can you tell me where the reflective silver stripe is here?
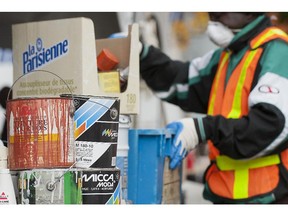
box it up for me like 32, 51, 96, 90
155, 84, 189, 99
155, 50, 215, 100
197, 117, 206, 142
188, 49, 215, 80
155, 85, 176, 99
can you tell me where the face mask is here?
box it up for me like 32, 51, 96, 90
206, 21, 235, 48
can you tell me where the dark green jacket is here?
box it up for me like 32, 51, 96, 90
140, 15, 288, 203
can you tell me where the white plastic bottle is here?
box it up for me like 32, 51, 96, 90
0, 139, 17, 204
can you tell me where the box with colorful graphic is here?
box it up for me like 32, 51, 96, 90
12, 17, 139, 114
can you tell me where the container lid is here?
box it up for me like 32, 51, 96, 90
119, 114, 131, 125
97, 48, 119, 71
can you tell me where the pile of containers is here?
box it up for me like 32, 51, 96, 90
70, 95, 121, 204
5, 95, 121, 204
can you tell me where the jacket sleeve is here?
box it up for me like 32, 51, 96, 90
140, 45, 219, 113
201, 102, 285, 159
198, 40, 288, 159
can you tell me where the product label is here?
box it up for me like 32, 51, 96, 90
82, 170, 120, 193
18, 170, 81, 204
7, 99, 74, 169
22, 38, 69, 74
72, 96, 120, 141
0, 192, 10, 204
75, 141, 117, 168
81, 169, 120, 204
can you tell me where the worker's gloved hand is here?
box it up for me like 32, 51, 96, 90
166, 118, 199, 169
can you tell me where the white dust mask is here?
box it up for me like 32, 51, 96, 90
207, 21, 235, 48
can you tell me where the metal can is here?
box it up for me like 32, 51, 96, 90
7, 97, 75, 170
18, 169, 81, 204
62, 94, 120, 169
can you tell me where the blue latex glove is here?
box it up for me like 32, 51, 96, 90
166, 118, 199, 169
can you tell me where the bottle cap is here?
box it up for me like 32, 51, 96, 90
97, 49, 119, 71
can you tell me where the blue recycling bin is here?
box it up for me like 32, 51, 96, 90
127, 128, 182, 204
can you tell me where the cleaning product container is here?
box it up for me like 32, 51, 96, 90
0, 140, 17, 204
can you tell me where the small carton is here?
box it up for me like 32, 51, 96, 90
98, 71, 121, 93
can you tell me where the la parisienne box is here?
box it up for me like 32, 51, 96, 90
12, 17, 140, 114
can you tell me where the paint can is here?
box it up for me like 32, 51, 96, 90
18, 169, 82, 204
7, 97, 75, 170
80, 168, 120, 204
116, 114, 131, 203
61, 94, 120, 168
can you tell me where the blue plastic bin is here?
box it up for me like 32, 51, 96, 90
127, 128, 182, 204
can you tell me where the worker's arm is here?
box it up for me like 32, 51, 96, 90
202, 40, 288, 159
140, 45, 221, 113
203, 103, 285, 159
168, 81, 287, 164
167, 40, 288, 163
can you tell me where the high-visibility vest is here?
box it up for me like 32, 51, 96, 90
206, 27, 288, 200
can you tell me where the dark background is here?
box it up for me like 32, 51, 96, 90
0, 12, 121, 49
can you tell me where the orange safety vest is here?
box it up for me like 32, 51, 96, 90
206, 27, 288, 200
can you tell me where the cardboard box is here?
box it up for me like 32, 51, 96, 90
161, 158, 181, 204
98, 71, 121, 93
12, 17, 139, 114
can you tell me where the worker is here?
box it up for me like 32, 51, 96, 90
139, 12, 288, 204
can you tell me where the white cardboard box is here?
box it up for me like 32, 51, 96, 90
12, 17, 140, 114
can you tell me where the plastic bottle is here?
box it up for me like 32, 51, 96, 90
0, 139, 17, 204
